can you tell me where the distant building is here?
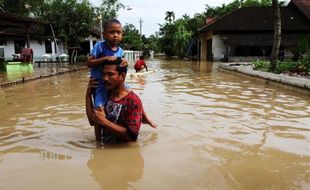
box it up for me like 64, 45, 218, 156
0, 10, 101, 61
198, 0, 310, 62
0, 10, 67, 61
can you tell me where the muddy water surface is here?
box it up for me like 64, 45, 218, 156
0, 59, 310, 190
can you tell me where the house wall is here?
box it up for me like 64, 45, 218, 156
3, 40, 66, 61
4, 41, 15, 60
199, 34, 207, 61
212, 35, 226, 61
199, 32, 212, 61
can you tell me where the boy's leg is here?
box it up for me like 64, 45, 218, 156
94, 124, 102, 141
93, 83, 108, 141
94, 106, 104, 141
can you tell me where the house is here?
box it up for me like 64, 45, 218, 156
0, 10, 101, 62
0, 10, 68, 61
198, 0, 310, 62
79, 27, 101, 56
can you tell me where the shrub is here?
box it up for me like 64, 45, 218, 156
252, 60, 269, 72
252, 59, 310, 74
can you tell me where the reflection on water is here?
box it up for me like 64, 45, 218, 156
0, 59, 310, 189
87, 144, 144, 190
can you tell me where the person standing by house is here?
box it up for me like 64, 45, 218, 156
134, 55, 148, 72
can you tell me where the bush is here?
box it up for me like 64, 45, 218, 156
252, 60, 269, 72
275, 61, 300, 74
252, 59, 310, 74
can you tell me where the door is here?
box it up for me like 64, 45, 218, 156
207, 39, 212, 61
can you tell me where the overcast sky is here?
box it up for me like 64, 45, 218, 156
89, 0, 236, 36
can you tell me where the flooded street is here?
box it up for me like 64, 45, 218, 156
0, 59, 310, 190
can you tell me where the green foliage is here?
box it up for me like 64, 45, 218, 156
252, 60, 270, 72
297, 35, 310, 58
275, 61, 300, 73
253, 59, 310, 74
203, 0, 273, 18
1, 0, 27, 15
146, 34, 161, 53
158, 23, 177, 56
121, 24, 141, 50
174, 19, 193, 57
204, 1, 240, 18
40, 0, 95, 47
96, 0, 124, 21
0, 0, 45, 16
165, 11, 175, 23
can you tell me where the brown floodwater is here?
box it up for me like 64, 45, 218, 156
0, 59, 310, 190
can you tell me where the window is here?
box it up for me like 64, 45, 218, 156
45, 40, 52, 53
54, 42, 57, 53
14, 40, 25, 54
0, 40, 7, 46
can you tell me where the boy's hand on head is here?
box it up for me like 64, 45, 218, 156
105, 56, 117, 62
121, 58, 128, 67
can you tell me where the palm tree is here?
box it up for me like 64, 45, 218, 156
165, 11, 175, 23
270, 0, 281, 71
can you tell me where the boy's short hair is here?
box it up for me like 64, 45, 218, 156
103, 19, 122, 31
103, 57, 127, 74
139, 55, 144, 60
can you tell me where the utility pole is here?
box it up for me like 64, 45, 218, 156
99, 14, 103, 41
139, 18, 143, 51
139, 18, 143, 36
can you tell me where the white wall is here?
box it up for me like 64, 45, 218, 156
212, 35, 226, 61
4, 41, 15, 60
3, 40, 66, 61
30, 40, 46, 60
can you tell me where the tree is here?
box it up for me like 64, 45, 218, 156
121, 24, 141, 50
96, 0, 124, 21
269, 0, 281, 71
39, 0, 95, 62
174, 19, 193, 57
165, 11, 175, 23
0, 0, 45, 16
147, 34, 161, 53
158, 23, 177, 56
